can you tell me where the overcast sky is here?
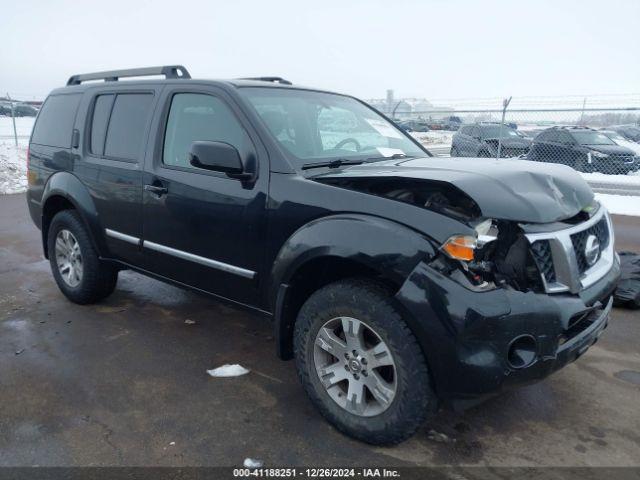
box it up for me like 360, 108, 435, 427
2, 0, 639, 101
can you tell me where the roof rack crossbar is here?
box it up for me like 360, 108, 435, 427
240, 76, 292, 85
66, 65, 191, 86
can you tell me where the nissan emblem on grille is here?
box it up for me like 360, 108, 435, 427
584, 234, 601, 267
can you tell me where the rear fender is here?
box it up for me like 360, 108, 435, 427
41, 172, 107, 258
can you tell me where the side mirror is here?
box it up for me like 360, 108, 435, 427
189, 141, 253, 181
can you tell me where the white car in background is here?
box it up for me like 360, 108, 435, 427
600, 129, 640, 156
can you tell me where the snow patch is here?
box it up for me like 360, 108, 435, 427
206, 364, 250, 377
0, 141, 28, 194
595, 194, 640, 217
243, 458, 264, 468
581, 171, 640, 186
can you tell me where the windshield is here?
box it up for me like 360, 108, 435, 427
239, 88, 426, 165
601, 131, 624, 142
480, 126, 521, 138
619, 126, 640, 140
572, 131, 616, 145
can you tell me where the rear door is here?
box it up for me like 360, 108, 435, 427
76, 88, 160, 265
140, 86, 269, 306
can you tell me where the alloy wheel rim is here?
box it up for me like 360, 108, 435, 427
55, 229, 83, 287
313, 316, 397, 417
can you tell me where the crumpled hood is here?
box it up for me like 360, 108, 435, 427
312, 156, 594, 223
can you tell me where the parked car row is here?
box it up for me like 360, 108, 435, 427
449, 122, 640, 175
396, 116, 462, 132
527, 126, 637, 174
0, 104, 39, 117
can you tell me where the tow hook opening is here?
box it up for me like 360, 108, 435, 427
507, 335, 538, 369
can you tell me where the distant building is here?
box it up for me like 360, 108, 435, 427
365, 91, 456, 120
366, 90, 413, 118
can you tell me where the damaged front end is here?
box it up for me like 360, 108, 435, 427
433, 218, 546, 293
313, 172, 590, 294
432, 201, 617, 298
397, 203, 619, 409
312, 164, 620, 409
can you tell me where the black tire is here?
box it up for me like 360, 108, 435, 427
450, 146, 460, 157
293, 278, 436, 445
47, 210, 118, 304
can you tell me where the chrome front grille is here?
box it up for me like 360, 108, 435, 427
571, 217, 610, 274
530, 240, 556, 284
525, 206, 615, 294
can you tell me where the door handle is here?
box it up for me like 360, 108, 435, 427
144, 184, 168, 196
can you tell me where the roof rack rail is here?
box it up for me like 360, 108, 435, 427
66, 65, 191, 86
240, 76, 292, 85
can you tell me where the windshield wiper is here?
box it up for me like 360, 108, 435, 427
366, 153, 414, 161
301, 159, 364, 170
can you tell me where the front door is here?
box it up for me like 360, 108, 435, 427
141, 87, 268, 307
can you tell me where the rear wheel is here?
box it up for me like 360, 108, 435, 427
294, 278, 435, 445
48, 210, 118, 304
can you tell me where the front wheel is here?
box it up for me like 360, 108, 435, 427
293, 279, 435, 445
48, 210, 118, 304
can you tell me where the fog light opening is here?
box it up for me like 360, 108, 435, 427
507, 335, 538, 369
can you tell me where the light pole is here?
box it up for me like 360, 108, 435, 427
7, 93, 19, 147
497, 96, 512, 159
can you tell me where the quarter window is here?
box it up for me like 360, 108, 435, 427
31, 94, 82, 148
163, 93, 248, 168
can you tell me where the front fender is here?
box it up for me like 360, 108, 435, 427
41, 172, 107, 258
269, 214, 438, 359
270, 213, 437, 309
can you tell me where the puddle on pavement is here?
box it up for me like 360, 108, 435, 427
614, 370, 640, 386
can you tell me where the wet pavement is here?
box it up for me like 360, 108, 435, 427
1, 193, 639, 467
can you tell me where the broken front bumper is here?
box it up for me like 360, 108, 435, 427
395, 255, 620, 410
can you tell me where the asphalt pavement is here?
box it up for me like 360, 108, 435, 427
0, 193, 639, 467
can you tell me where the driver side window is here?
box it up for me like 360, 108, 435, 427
163, 93, 249, 169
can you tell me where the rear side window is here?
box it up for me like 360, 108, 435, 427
90, 94, 115, 156
103, 93, 154, 161
31, 94, 81, 147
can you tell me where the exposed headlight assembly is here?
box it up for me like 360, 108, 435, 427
441, 220, 498, 262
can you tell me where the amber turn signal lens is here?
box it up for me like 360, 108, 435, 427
442, 235, 476, 261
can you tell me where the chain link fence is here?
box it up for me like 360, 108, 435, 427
394, 106, 640, 195
0, 95, 37, 194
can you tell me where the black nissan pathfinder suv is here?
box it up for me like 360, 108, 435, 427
27, 66, 620, 445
